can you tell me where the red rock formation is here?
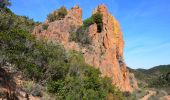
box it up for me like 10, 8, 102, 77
33, 4, 138, 92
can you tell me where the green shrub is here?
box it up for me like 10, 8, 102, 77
0, 25, 123, 100
21, 81, 42, 97
31, 85, 42, 97
76, 27, 91, 44
92, 13, 103, 32
0, 29, 43, 80
149, 72, 170, 88
42, 24, 49, 30
0, 0, 11, 9
83, 17, 94, 28
57, 6, 67, 19
0, 11, 37, 32
46, 50, 124, 100
47, 11, 56, 22
47, 6, 67, 22
83, 12, 103, 32
69, 26, 92, 45
0, 4, 124, 99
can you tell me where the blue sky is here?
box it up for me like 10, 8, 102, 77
9, 0, 170, 69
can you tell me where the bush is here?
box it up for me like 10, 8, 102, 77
0, 29, 43, 80
0, 11, 37, 32
76, 26, 91, 44
149, 72, 170, 88
31, 85, 42, 97
57, 6, 67, 19
83, 17, 94, 28
0, 0, 11, 9
69, 26, 92, 45
0, 26, 123, 100
69, 13, 103, 45
46, 50, 124, 100
47, 6, 67, 22
42, 24, 49, 30
21, 81, 42, 97
0, 5, 124, 99
92, 13, 103, 32
83, 12, 103, 32
47, 11, 56, 22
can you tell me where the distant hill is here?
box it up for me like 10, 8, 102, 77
128, 65, 170, 94
138, 65, 170, 76
129, 65, 170, 80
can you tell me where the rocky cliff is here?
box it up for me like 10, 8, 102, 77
33, 4, 138, 92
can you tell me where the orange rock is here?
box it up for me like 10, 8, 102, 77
33, 4, 138, 92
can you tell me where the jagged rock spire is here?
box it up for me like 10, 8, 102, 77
33, 4, 138, 92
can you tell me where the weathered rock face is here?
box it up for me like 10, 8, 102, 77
33, 5, 138, 92
33, 5, 82, 45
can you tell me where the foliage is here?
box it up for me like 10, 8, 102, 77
42, 23, 49, 30
31, 84, 42, 97
128, 65, 170, 94
69, 13, 103, 45
0, 11, 37, 32
0, 1, 37, 32
0, 0, 11, 9
47, 6, 67, 22
92, 13, 103, 32
0, 29, 44, 80
149, 72, 170, 88
47, 51, 124, 100
0, 28, 123, 99
0, 3, 124, 99
69, 26, 92, 45
21, 81, 42, 97
83, 17, 94, 28
129, 65, 170, 84
57, 6, 67, 19
83, 12, 103, 32
146, 65, 170, 76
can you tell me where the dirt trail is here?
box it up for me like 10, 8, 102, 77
140, 90, 156, 100
160, 96, 170, 100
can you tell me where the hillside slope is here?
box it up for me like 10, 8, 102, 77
128, 65, 170, 94
33, 4, 138, 92
0, 2, 124, 100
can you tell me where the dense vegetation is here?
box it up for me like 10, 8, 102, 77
83, 12, 103, 32
0, 0, 11, 9
0, 29, 123, 99
149, 72, 170, 88
69, 26, 92, 45
47, 6, 67, 22
128, 65, 170, 94
0, 9, 37, 33
0, 3, 124, 99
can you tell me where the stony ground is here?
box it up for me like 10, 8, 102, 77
0, 65, 41, 100
139, 90, 156, 100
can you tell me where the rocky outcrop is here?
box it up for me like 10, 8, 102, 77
33, 5, 138, 92
129, 73, 138, 89
33, 5, 82, 45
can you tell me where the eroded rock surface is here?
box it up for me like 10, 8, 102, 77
33, 4, 138, 92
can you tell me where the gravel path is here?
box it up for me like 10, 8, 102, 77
140, 90, 156, 100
